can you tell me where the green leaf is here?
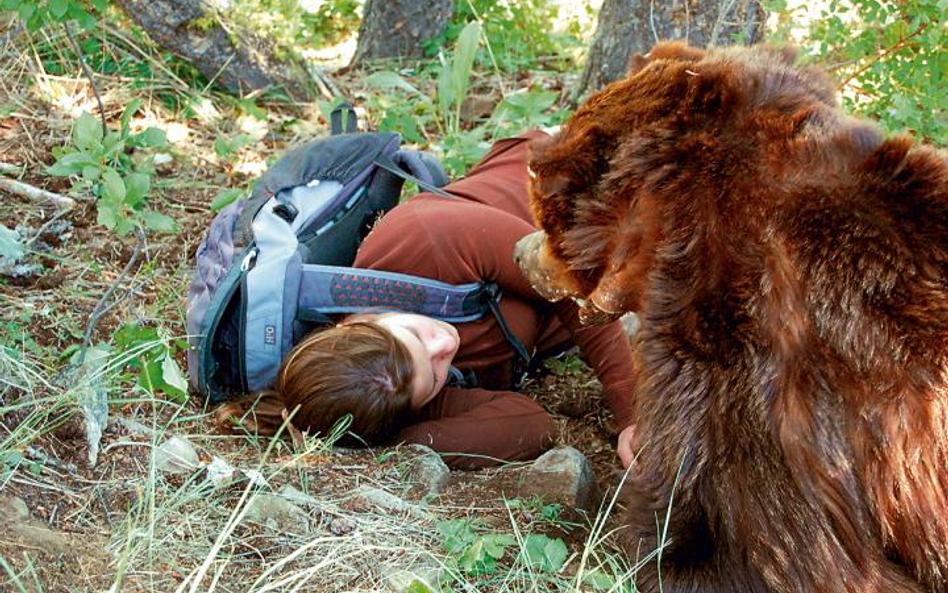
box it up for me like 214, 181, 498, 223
583, 570, 616, 590
114, 322, 160, 352
124, 172, 150, 205
120, 98, 143, 134
437, 519, 477, 554
46, 152, 97, 176
161, 353, 188, 401
73, 112, 103, 152
437, 54, 455, 125
48, 0, 68, 18
481, 533, 514, 559
96, 200, 120, 230
0, 224, 24, 261
210, 188, 244, 212
213, 133, 252, 158
450, 21, 481, 115
365, 71, 424, 97
82, 165, 101, 182
458, 538, 496, 574
522, 534, 568, 572
17, 1, 36, 21
101, 132, 126, 159
140, 210, 177, 233
114, 215, 136, 237
101, 168, 126, 202
138, 359, 161, 394
138, 127, 168, 148
403, 579, 433, 593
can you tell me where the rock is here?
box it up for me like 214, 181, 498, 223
154, 435, 200, 474
276, 484, 341, 514
0, 495, 77, 551
241, 468, 269, 488
205, 457, 236, 486
329, 516, 357, 535
518, 446, 601, 514
352, 485, 429, 519
243, 494, 309, 533
115, 417, 155, 437
0, 495, 29, 521
383, 561, 440, 592
353, 485, 410, 512
403, 444, 450, 495
276, 484, 321, 506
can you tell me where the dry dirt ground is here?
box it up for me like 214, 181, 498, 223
0, 39, 632, 591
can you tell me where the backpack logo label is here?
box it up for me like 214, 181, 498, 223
264, 325, 276, 345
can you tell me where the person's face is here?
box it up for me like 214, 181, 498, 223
373, 313, 460, 410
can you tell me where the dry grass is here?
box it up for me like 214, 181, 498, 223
0, 16, 645, 593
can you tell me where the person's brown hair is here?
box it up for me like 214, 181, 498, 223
215, 318, 416, 445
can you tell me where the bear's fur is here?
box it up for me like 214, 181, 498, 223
521, 42, 948, 593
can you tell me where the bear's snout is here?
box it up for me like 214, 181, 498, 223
514, 231, 573, 302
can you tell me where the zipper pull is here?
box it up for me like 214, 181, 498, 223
240, 248, 258, 272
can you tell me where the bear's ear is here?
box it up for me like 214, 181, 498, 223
627, 53, 651, 76
627, 41, 705, 77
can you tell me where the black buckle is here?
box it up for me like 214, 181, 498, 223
273, 202, 299, 223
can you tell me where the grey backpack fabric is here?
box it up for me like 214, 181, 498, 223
186, 108, 488, 404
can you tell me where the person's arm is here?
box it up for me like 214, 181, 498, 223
395, 387, 556, 470
391, 202, 639, 431
551, 301, 637, 430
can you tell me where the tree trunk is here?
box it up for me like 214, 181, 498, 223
113, 0, 312, 100
574, 0, 766, 101
350, 0, 454, 67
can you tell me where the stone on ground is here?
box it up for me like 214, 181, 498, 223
518, 446, 601, 513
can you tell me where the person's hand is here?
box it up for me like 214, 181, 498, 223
617, 423, 637, 468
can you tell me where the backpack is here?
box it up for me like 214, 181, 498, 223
186, 105, 530, 404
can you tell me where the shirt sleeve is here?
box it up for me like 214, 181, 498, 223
400, 203, 637, 429
360, 200, 638, 430
395, 387, 556, 470
550, 301, 637, 430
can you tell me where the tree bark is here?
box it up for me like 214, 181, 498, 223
574, 0, 766, 101
350, 0, 454, 67
112, 0, 312, 100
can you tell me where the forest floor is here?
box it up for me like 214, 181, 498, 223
0, 25, 638, 593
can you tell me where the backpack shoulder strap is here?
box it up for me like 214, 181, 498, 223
296, 264, 491, 322
374, 152, 454, 198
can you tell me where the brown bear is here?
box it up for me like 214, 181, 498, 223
515, 42, 948, 593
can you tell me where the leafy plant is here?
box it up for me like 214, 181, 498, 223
800, 0, 947, 144
365, 21, 490, 175
437, 518, 515, 576
47, 101, 176, 236
506, 496, 569, 527
213, 133, 254, 160
435, 0, 582, 72
112, 322, 188, 402
520, 533, 569, 573
489, 86, 568, 137
543, 353, 587, 378
1, 0, 105, 30
226, 0, 360, 64
210, 187, 246, 212
437, 20, 481, 136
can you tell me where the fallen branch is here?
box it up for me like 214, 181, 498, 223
0, 176, 76, 210
0, 162, 23, 175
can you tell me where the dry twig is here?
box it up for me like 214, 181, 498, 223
0, 175, 76, 210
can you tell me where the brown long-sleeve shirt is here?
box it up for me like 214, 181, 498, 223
353, 131, 636, 469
